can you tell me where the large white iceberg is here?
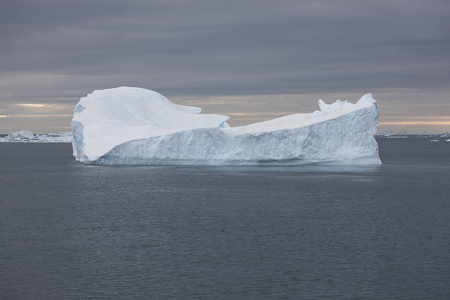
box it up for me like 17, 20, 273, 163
72, 87, 381, 165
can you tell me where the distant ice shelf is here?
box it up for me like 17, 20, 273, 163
0, 131, 72, 143
72, 87, 381, 165
376, 129, 450, 141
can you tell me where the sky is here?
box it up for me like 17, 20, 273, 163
1, 0, 449, 133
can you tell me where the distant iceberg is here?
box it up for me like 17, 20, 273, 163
72, 87, 381, 165
0, 130, 72, 143
8, 130, 34, 140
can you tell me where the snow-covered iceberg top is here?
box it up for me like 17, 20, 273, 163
72, 87, 381, 165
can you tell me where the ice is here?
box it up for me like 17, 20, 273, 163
0, 131, 72, 143
8, 130, 34, 140
35, 132, 73, 143
72, 87, 381, 165
376, 130, 450, 140
378, 129, 394, 136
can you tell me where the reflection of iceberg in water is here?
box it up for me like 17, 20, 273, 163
71, 87, 381, 165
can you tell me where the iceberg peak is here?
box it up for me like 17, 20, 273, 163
356, 93, 376, 106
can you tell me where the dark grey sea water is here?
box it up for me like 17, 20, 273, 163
1, 138, 450, 299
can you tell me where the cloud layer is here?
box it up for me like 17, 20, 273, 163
1, 0, 449, 132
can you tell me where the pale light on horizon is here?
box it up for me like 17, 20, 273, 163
15, 104, 48, 108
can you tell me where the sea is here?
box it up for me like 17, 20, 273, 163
1, 137, 449, 299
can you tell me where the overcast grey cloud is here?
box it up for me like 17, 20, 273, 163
1, 0, 449, 132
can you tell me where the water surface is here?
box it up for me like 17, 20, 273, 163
1, 138, 449, 299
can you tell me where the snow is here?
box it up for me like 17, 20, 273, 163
72, 87, 381, 165
0, 131, 72, 143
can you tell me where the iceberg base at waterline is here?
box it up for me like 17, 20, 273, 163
71, 87, 381, 165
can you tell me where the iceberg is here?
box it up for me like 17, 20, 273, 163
0, 131, 72, 143
8, 130, 34, 140
72, 87, 381, 165
33, 132, 73, 143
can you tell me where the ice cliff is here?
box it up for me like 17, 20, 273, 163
72, 87, 381, 165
